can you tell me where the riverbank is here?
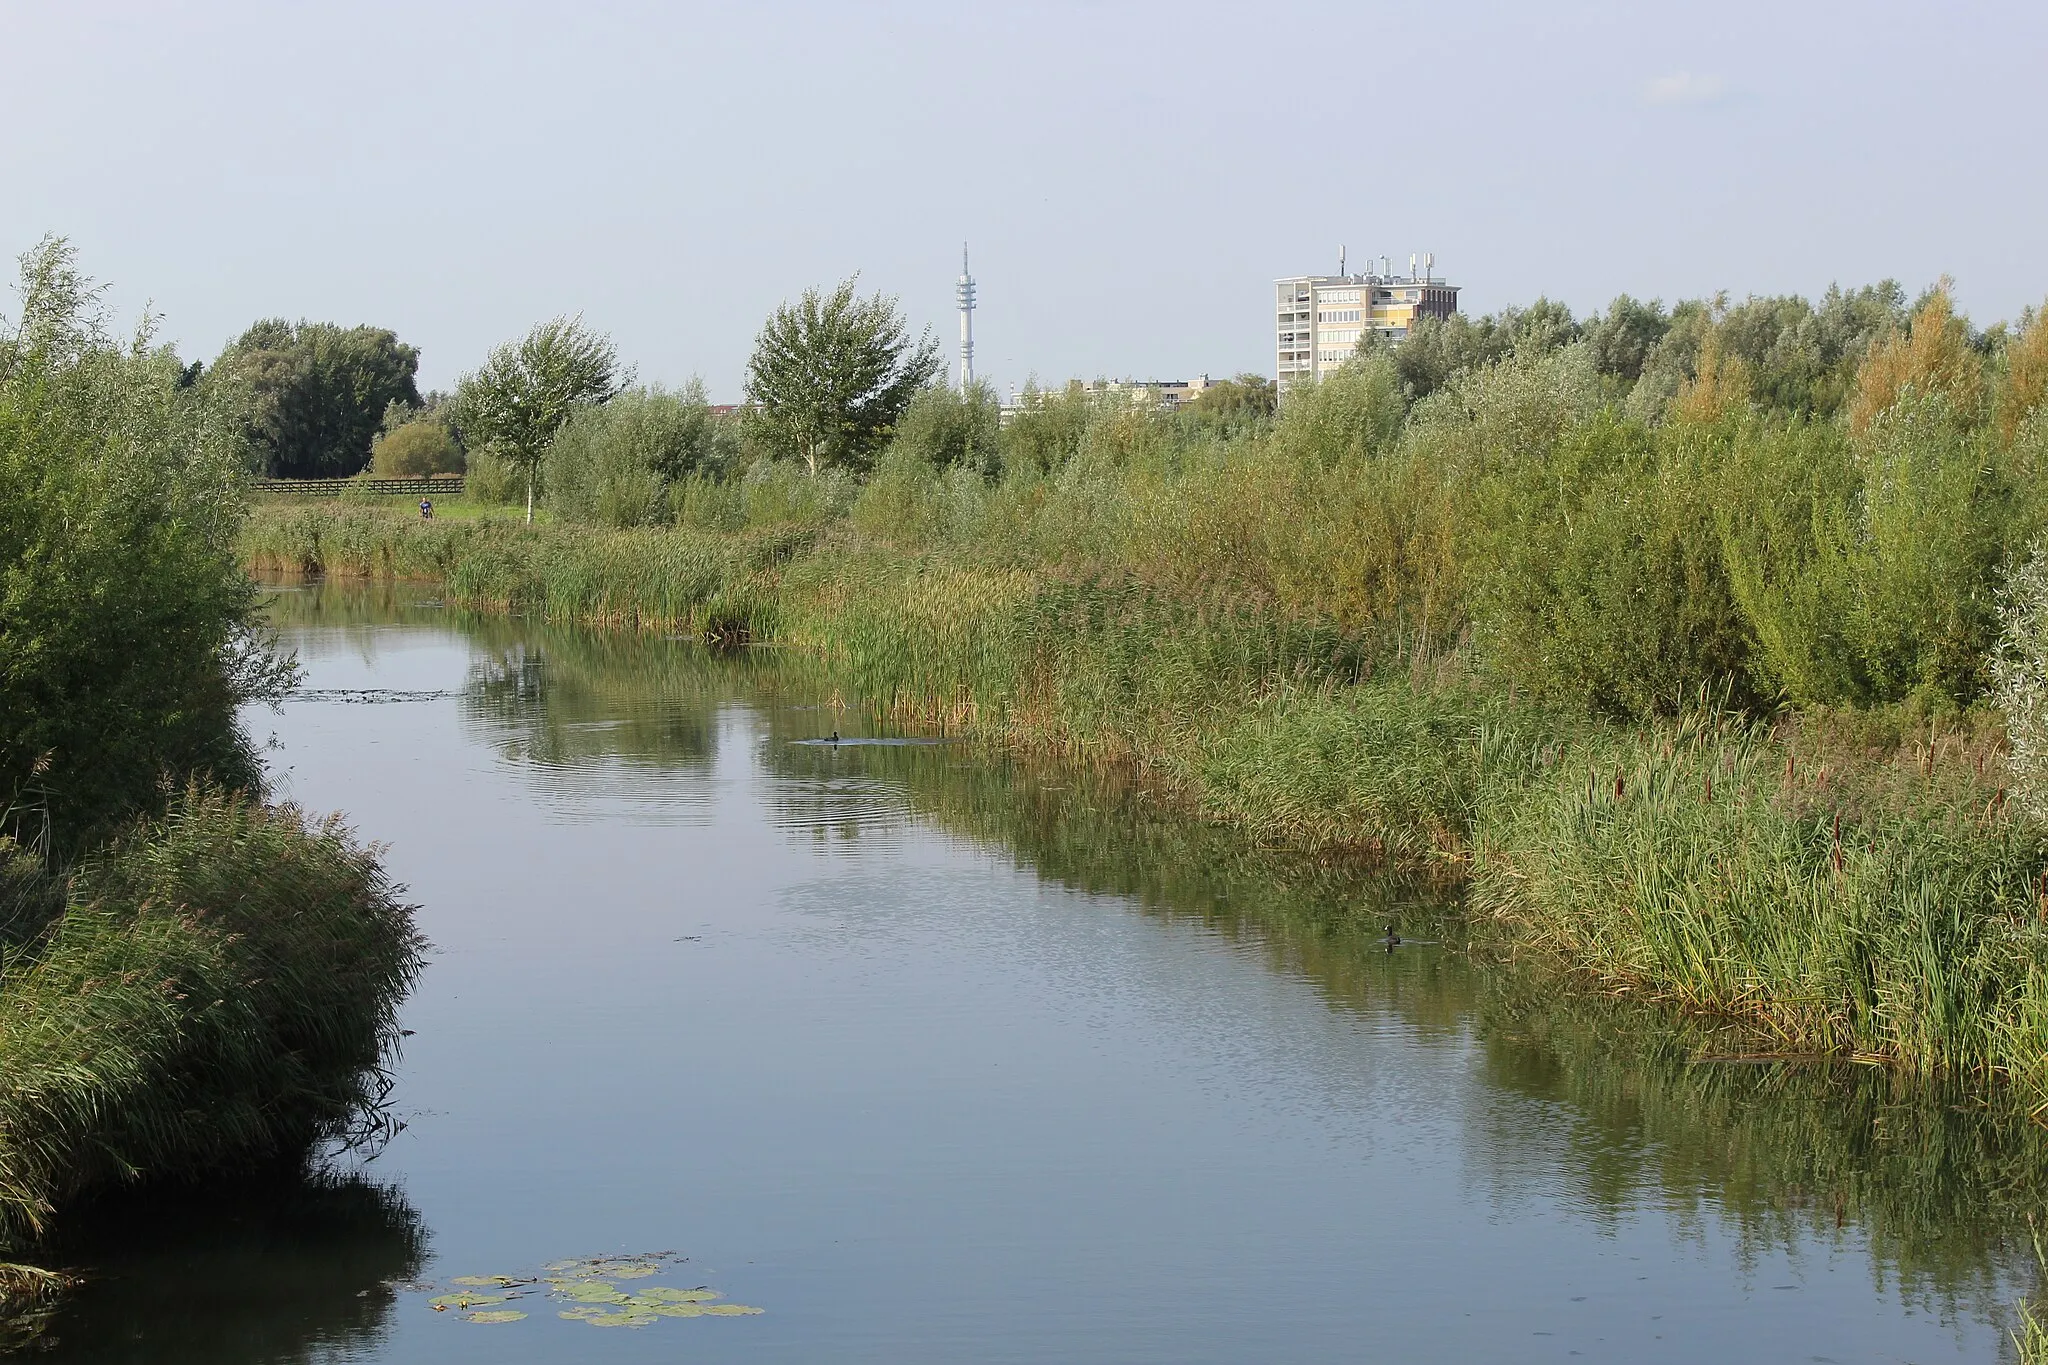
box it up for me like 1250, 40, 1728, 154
243, 502, 2048, 1112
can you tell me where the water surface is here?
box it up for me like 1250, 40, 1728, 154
38, 581, 2043, 1363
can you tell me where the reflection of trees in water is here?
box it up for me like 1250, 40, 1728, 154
1467, 978, 2045, 1318
830, 740, 2045, 1324
34, 1170, 425, 1363
459, 625, 724, 778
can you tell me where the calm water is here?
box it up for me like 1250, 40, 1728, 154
36, 582, 2046, 1362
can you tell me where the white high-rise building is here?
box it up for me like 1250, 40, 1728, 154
1275, 252, 1459, 390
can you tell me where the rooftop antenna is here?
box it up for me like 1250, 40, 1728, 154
1381, 255, 1389, 278
1339, 244, 1346, 278
956, 244, 976, 389
1409, 252, 1418, 281
1424, 252, 1434, 283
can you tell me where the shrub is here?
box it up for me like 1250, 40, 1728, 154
370, 418, 463, 476
0, 789, 423, 1245
546, 384, 726, 527
0, 239, 285, 849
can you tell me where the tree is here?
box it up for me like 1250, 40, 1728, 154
2, 237, 287, 848
208, 320, 420, 477
454, 317, 621, 522
888, 380, 1003, 476
545, 383, 729, 526
1190, 373, 1277, 423
744, 277, 941, 476
371, 418, 464, 476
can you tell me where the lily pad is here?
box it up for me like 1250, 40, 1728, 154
638, 1287, 719, 1303
559, 1282, 630, 1304
607, 1264, 658, 1279
651, 1303, 707, 1318
463, 1310, 527, 1324
583, 1311, 660, 1328
450, 1275, 518, 1287
430, 1292, 506, 1309
557, 1306, 612, 1321
701, 1303, 766, 1316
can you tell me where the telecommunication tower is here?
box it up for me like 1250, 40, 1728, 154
956, 244, 976, 388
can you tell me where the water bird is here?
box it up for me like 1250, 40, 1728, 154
828, 730, 840, 743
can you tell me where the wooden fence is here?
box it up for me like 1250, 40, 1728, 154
253, 475, 466, 497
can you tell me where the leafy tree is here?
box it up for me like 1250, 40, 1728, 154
1998, 304, 2048, 445
1190, 373, 1277, 424
454, 317, 621, 522
888, 380, 1003, 476
1388, 313, 1511, 400
744, 277, 941, 476
1848, 285, 1985, 436
545, 383, 729, 527
1, 238, 287, 849
370, 418, 463, 476
998, 380, 1094, 474
1584, 296, 1670, 383
208, 320, 420, 478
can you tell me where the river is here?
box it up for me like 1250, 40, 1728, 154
33, 580, 2043, 1362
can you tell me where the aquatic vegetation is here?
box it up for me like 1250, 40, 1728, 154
0, 788, 423, 1247
413, 1252, 763, 1330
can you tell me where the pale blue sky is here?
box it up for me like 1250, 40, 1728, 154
4, 0, 2043, 400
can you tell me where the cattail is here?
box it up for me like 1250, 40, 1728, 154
1705, 772, 1713, 802
1831, 809, 1843, 875
1614, 769, 1625, 800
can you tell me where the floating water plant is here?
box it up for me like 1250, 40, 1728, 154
415, 1251, 763, 1329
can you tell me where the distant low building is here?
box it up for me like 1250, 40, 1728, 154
1275, 254, 1459, 390
1001, 375, 1218, 424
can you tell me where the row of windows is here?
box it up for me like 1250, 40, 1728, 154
1318, 308, 1361, 323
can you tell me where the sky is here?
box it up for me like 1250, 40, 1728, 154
3, 0, 2044, 401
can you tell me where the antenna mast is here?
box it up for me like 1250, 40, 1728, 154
956, 244, 977, 389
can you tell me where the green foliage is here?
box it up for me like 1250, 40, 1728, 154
1464, 412, 1755, 716
1721, 402, 2016, 707
0, 238, 286, 849
370, 417, 463, 476
454, 316, 622, 521
1189, 373, 1276, 423
1272, 352, 1408, 464
887, 380, 1002, 476
997, 381, 1094, 474
0, 788, 423, 1245
743, 277, 941, 476
208, 319, 420, 478
546, 384, 727, 528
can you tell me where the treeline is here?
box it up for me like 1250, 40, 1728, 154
0, 239, 422, 1259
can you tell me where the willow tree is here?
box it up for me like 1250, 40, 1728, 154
455, 317, 621, 521
744, 277, 941, 476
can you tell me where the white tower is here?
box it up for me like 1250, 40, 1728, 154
956, 244, 976, 389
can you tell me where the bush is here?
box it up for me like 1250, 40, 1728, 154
0, 789, 423, 1245
0, 239, 284, 849
546, 384, 726, 527
463, 447, 525, 505
370, 418, 463, 476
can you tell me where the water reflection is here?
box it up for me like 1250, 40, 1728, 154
33, 1170, 425, 1362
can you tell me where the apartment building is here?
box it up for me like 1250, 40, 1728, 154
1275, 255, 1459, 389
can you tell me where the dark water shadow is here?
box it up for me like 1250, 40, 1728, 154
21, 1166, 425, 1362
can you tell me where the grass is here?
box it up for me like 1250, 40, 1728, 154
0, 786, 423, 1248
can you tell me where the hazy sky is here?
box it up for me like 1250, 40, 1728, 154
5, 1, 2043, 400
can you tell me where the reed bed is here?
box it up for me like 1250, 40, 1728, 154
0, 788, 423, 1246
